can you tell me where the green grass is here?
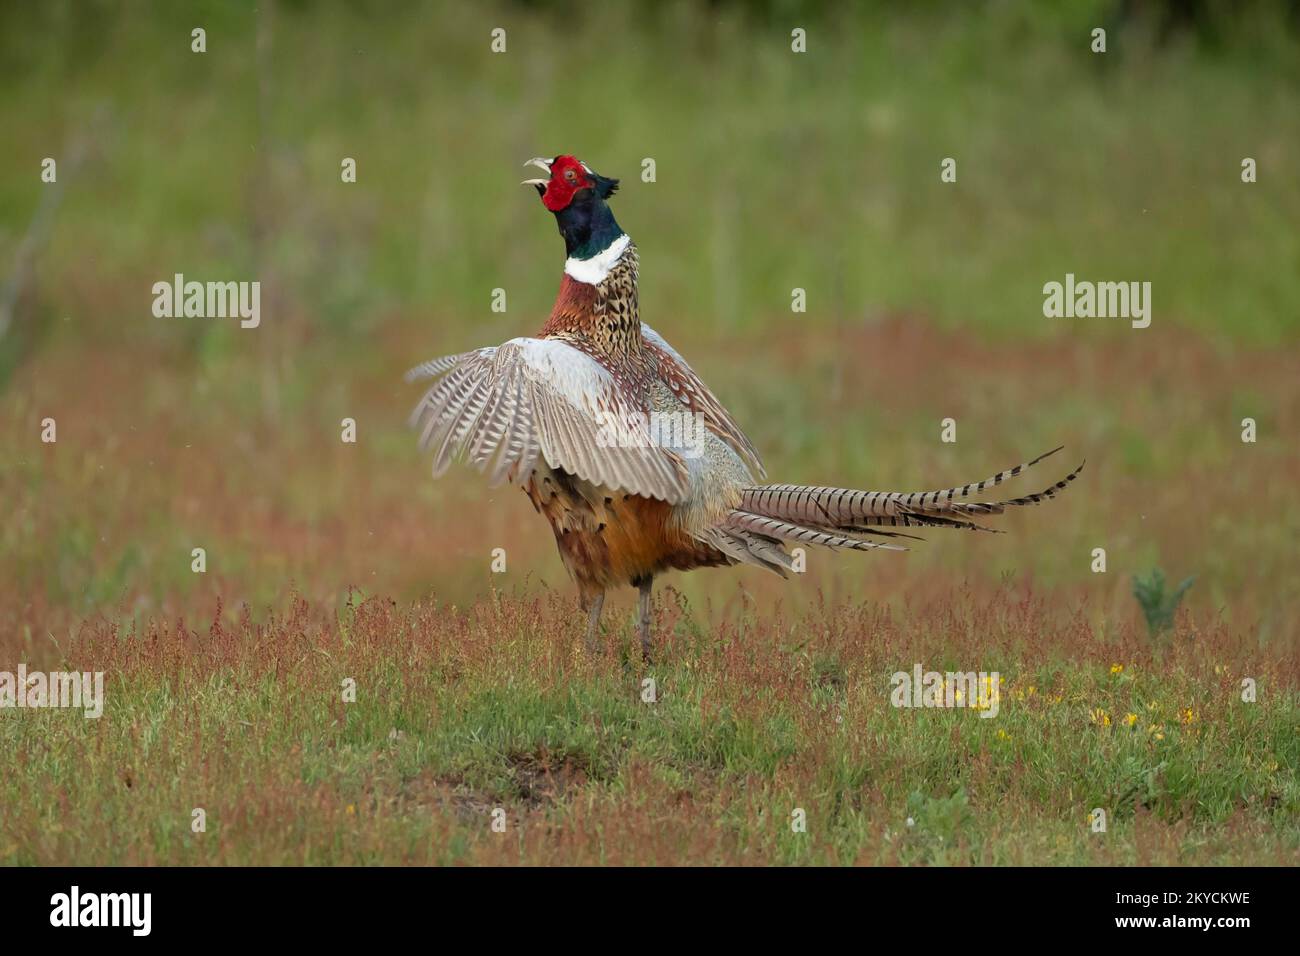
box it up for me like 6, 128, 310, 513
2, 592, 1295, 865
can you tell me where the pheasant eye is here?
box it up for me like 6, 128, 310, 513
564, 168, 578, 184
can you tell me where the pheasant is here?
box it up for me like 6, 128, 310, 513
407, 155, 1083, 659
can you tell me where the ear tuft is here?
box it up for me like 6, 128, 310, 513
595, 175, 619, 199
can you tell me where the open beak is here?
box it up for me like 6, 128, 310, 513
521, 156, 551, 186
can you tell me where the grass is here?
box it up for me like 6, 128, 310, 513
1, 1, 1298, 864
2, 589, 1295, 865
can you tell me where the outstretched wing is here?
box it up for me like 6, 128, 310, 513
406, 337, 690, 503
640, 323, 766, 479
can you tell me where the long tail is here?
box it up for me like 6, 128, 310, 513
704, 447, 1083, 576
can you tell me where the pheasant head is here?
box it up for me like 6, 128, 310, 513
523, 155, 625, 264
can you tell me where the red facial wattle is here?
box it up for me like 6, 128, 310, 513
542, 155, 594, 212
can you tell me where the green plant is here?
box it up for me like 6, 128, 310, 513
1133, 568, 1196, 638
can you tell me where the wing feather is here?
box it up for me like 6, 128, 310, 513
407, 339, 690, 502
640, 322, 766, 479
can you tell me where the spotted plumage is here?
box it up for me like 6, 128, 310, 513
408, 155, 1083, 658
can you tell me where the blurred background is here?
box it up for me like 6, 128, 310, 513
1, 0, 1297, 647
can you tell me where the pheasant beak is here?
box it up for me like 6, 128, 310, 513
521, 156, 551, 186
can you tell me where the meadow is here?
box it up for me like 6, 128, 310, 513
1, 0, 1297, 864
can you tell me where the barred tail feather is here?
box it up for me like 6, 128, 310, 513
738, 453, 1084, 534
724, 511, 908, 553
693, 510, 908, 580
851, 513, 1002, 534
701, 526, 799, 577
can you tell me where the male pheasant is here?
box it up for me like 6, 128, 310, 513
407, 155, 1083, 658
